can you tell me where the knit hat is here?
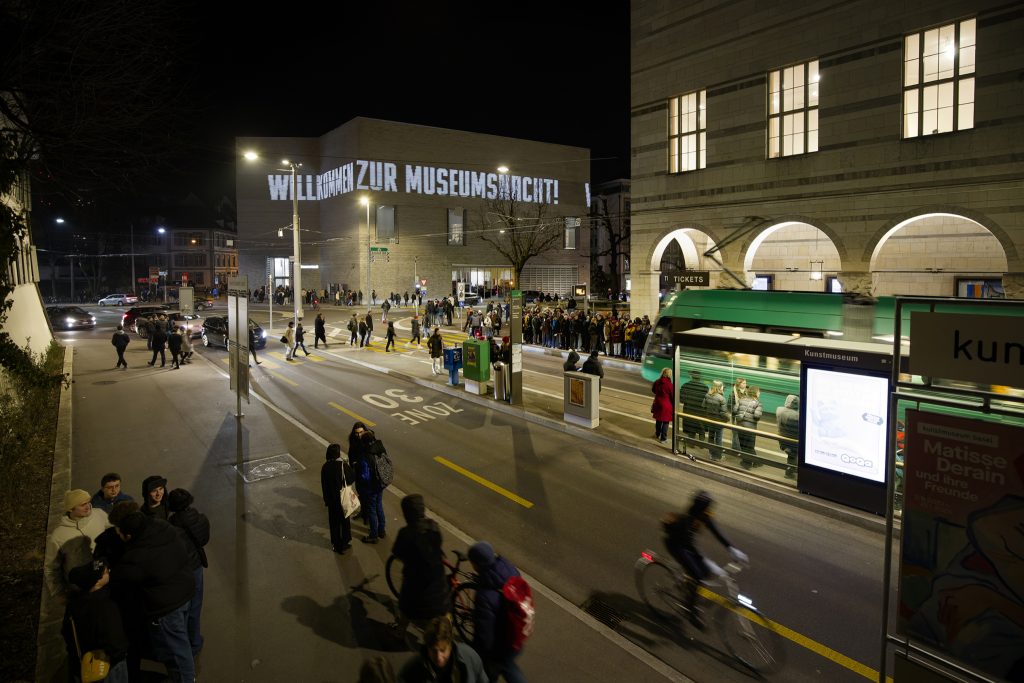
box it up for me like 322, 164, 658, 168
68, 560, 105, 593
64, 489, 91, 512
468, 541, 496, 567
167, 488, 194, 513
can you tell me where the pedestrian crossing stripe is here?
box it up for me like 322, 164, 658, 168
220, 357, 280, 370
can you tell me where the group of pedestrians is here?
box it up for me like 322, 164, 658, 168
47, 473, 210, 683
320, 425, 530, 681
523, 307, 652, 361
111, 318, 194, 370
654, 369, 801, 475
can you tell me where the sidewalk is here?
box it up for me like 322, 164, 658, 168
38, 332, 692, 683
314, 308, 887, 533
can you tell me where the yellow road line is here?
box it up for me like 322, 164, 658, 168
698, 587, 892, 682
269, 372, 298, 386
434, 456, 534, 508
328, 402, 376, 427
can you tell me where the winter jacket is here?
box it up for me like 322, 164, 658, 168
472, 555, 521, 660
735, 395, 764, 428
62, 587, 129, 665
581, 355, 604, 383
680, 379, 709, 432
776, 395, 800, 453
169, 507, 211, 571
651, 376, 674, 422
399, 641, 488, 683
45, 510, 110, 597
428, 334, 443, 358
112, 518, 194, 618
702, 391, 729, 429
284, 327, 295, 345
167, 331, 183, 353
391, 495, 450, 621
321, 458, 356, 511
90, 490, 133, 514
111, 330, 130, 350
563, 350, 580, 372
295, 325, 305, 342
150, 327, 167, 350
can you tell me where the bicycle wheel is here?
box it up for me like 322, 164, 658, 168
385, 555, 403, 599
451, 582, 478, 642
715, 602, 785, 674
638, 561, 687, 621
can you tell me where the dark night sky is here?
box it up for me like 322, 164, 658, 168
184, 2, 630, 200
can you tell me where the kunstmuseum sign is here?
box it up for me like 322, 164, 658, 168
909, 311, 1024, 387
265, 159, 566, 205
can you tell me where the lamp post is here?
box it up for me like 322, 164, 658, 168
157, 226, 167, 302
362, 196, 374, 305
129, 223, 136, 295
244, 151, 302, 322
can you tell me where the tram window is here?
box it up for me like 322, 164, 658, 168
647, 318, 674, 359
752, 275, 774, 291
826, 276, 842, 293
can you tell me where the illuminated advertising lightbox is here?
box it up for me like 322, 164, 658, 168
803, 367, 889, 483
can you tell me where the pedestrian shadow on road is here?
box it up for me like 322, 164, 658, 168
281, 577, 410, 653
241, 485, 331, 550
583, 590, 751, 677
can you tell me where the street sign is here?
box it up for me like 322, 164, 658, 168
673, 271, 710, 287
420, 278, 427, 286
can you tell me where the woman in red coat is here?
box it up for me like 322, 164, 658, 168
651, 367, 675, 442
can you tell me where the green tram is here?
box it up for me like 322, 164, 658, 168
641, 290, 1023, 415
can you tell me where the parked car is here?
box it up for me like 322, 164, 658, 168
134, 310, 202, 339
97, 293, 138, 306
47, 306, 96, 330
167, 293, 216, 311
200, 316, 267, 349
121, 304, 171, 333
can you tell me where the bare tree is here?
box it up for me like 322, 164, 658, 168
476, 198, 566, 286
590, 194, 630, 295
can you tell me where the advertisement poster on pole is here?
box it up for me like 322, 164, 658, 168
899, 409, 1024, 680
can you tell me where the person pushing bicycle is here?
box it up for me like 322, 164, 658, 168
663, 490, 748, 629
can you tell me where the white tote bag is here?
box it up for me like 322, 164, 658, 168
339, 463, 361, 519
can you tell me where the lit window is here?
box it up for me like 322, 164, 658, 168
904, 18, 975, 138
376, 205, 397, 242
564, 217, 580, 250
447, 208, 465, 246
768, 60, 819, 158
668, 90, 706, 173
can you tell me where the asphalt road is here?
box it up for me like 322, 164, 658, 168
69, 304, 888, 682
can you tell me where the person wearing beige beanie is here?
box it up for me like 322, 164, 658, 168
44, 488, 110, 600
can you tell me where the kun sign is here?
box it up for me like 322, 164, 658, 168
267, 160, 561, 205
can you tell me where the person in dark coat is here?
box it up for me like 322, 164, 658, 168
385, 321, 397, 352
147, 324, 167, 367
111, 324, 130, 369
580, 349, 604, 390
140, 475, 168, 521
563, 348, 580, 372
314, 313, 328, 348
167, 327, 183, 369
776, 395, 800, 478
390, 495, 450, 637
356, 429, 388, 542
651, 367, 675, 442
348, 422, 371, 524
248, 326, 262, 365
320, 443, 354, 554
62, 560, 130, 683
410, 315, 422, 345
168, 489, 210, 657
294, 322, 310, 356
468, 541, 527, 682
680, 371, 709, 441
111, 512, 196, 683
364, 311, 375, 346
428, 328, 444, 375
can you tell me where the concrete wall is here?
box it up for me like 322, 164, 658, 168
630, 0, 1024, 318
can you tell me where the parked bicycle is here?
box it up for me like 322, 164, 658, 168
386, 549, 478, 641
635, 548, 784, 674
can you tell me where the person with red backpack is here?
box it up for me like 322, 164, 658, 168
468, 541, 533, 682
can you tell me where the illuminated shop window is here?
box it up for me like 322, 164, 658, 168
668, 90, 706, 173
903, 18, 975, 138
768, 60, 819, 158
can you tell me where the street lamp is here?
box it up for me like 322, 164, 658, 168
244, 151, 303, 322
282, 158, 303, 323
360, 196, 371, 305
156, 226, 168, 302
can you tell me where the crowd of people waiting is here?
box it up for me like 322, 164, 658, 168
46, 473, 209, 682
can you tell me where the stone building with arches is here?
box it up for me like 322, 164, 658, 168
630, 0, 1024, 320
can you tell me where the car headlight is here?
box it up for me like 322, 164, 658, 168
65, 317, 75, 325
261, 331, 267, 338
90, 317, 96, 322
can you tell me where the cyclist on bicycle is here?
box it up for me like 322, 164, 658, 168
663, 490, 747, 629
